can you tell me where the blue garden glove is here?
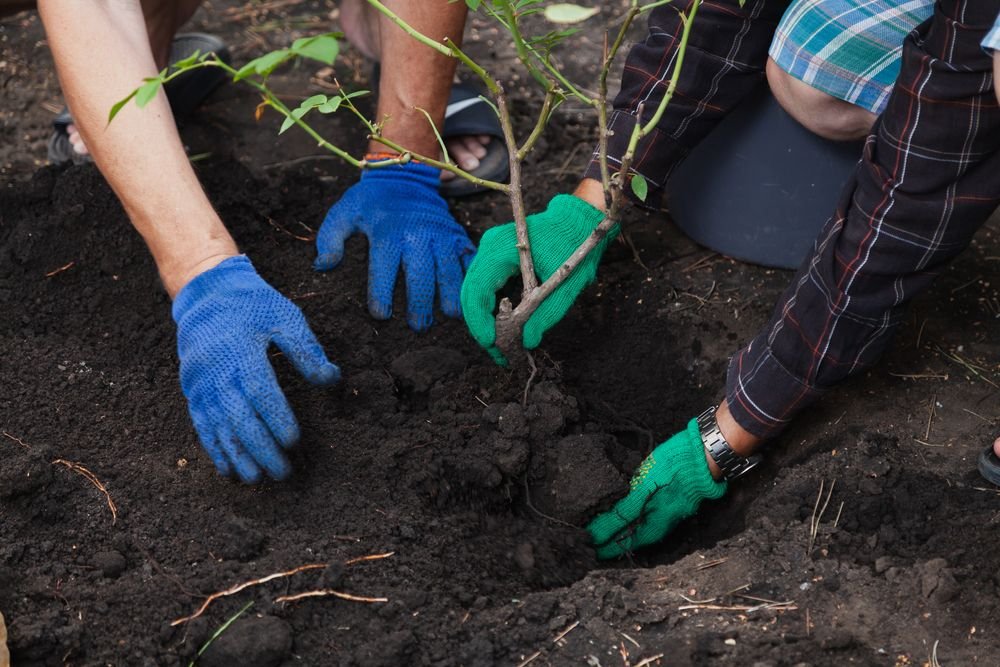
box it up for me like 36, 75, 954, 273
588, 419, 727, 558
172, 255, 340, 483
314, 159, 477, 331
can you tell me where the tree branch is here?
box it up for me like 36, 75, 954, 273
495, 83, 537, 296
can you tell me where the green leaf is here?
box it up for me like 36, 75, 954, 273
234, 49, 292, 81
301, 94, 329, 109
465, 0, 482, 9
630, 173, 648, 202
317, 97, 343, 114
135, 78, 163, 108
543, 3, 600, 23
278, 106, 310, 135
343, 90, 371, 100
171, 49, 202, 71
739, 0, 746, 5
107, 89, 138, 124
291, 34, 340, 65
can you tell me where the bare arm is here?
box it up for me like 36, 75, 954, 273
38, 0, 237, 298
995, 51, 1000, 105
370, 0, 468, 159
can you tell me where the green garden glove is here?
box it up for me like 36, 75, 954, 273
461, 194, 617, 364
588, 419, 727, 559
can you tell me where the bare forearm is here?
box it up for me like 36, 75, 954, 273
369, 0, 467, 159
38, 0, 236, 297
995, 52, 1000, 105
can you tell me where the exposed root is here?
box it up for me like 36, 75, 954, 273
170, 563, 326, 626
171, 552, 395, 625
274, 589, 388, 605
52, 459, 118, 524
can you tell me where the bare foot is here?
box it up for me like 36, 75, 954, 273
67, 124, 90, 157
993, 435, 1000, 458
441, 134, 491, 180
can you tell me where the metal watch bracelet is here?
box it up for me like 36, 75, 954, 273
696, 405, 762, 481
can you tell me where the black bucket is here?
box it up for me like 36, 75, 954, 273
668, 87, 864, 270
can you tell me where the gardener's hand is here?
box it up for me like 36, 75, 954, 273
314, 159, 476, 331
588, 419, 727, 559
460, 194, 616, 365
173, 255, 340, 483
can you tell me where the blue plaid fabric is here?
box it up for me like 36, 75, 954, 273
983, 11, 1000, 49
769, 0, 934, 114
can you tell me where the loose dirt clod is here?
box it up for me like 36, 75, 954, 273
198, 615, 292, 667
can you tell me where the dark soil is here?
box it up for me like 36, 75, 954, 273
3, 2, 1000, 666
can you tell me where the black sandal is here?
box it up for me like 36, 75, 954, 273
48, 33, 230, 165
978, 445, 1000, 486
438, 81, 510, 198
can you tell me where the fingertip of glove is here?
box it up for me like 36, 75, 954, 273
522, 327, 543, 350
211, 456, 232, 478
309, 361, 341, 386
266, 457, 293, 482
367, 298, 392, 321
440, 301, 462, 321
595, 543, 626, 560
235, 464, 264, 485
407, 312, 434, 332
313, 253, 341, 271
488, 346, 509, 367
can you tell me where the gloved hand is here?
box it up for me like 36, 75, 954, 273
314, 158, 476, 331
460, 194, 616, 365
173, 255, 340, 483
588, 419, 727, 559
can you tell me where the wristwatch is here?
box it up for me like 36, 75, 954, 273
696, 405, 761, 481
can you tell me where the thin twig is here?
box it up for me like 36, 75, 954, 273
681, 252, 719, 273
963, 408, 997, 423
925, 394, 937, 441
889, 372, 948, 381
552, 620, 580, 644
266, 217, 313, 242
52, 459, 118, 524
344, 552, 394, 566
634, 655, 665, 667
808, 479, 835, 555
45, 261, 75, 278
516, 651, 542, 667
2, 431, 30, 449
695, 557, 727, 571
496, 82, 537, 297
517, 88, 557, 161
934, 344, 999, 389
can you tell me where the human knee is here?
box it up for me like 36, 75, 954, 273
766, 58, 876, 142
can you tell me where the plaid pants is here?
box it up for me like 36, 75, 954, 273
586, 0, 1000, 439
